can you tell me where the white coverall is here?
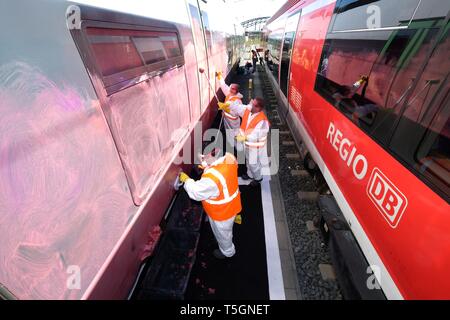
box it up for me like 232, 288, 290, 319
183, 168, 236, 257
219, 78, 243, 147
231, 103, 270, 181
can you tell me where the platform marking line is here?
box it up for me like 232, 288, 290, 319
288, 106, 403, 299
261, 176, 286, 300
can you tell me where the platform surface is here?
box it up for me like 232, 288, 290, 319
185, 185, 270, 299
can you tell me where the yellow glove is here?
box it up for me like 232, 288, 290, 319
235, 135, 246, 143
179, 172, 190, 183
354, 75, 368, 87
218, 102, 231, 113
234, 214, 242, 225
215, 71, 223, 80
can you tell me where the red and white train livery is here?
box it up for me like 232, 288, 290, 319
264, 0, 450, 299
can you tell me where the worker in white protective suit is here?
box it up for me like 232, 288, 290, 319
216, 71, 243, 147
179, 151, 242, 259
232, 97, 270, 187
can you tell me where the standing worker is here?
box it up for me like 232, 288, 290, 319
179, 151, 242, 259
216, 71, 243, 147
257, 49, 264, 66
232, 97, 270, 187
251, 50, 258, 73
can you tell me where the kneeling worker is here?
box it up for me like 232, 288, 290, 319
179, 151, 242, 259
216, 71, 243, 147
232, 97, 270, 187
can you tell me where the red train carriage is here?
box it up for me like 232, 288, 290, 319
264, 0, 450, 299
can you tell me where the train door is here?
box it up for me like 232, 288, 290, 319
266, 16, 287, 86
187, 0, 210, 114
280, 10, 301, 102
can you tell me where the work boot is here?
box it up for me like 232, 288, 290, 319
241, 173, 251, 180
250, 179, 262, 187
213, 249, 227, 259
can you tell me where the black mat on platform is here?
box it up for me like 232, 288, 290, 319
185, 184, 269, 300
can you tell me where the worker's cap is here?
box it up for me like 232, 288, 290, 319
198, 144, 221, 165
230, 83, 240, 91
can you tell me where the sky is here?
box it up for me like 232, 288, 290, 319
227, 0, 287, 23
71, 0, 287, 31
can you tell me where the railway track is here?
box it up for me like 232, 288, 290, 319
257, 66, 343, 300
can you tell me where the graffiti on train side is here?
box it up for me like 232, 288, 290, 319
0, 61, 134, 299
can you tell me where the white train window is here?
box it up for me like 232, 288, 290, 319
82, 27, 183, 95
86, 28, 145, 77
267, 32, 283, 82
133, 33, 181, 64
69, 5, 190, 204
280, 11, 301, 98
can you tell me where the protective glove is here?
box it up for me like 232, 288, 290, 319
234, 214, 242, 225
235, 135, 246, 143
218, 102, 231, 113
179, 172, 190, 183
353, 75, 369, 88
215, 71, 223, 80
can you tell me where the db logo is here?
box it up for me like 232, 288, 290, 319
367, 168, 408, 228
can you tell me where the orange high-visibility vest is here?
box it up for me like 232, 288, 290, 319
201, 153, 242, 221
239, 109, 269, 148
223, 95, 241, 120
